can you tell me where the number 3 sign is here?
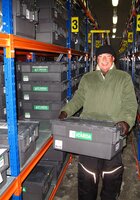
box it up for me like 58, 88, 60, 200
71, 17, 79, 33
137, 15, 140, 31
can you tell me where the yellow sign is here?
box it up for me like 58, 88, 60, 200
137, 15, 140, 31
71, 17, 79, 33
96, 40, 102, 48
128, 32, 133, 43
88, 33, 92, 43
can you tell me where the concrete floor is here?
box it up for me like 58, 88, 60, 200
54, 133, 140, 200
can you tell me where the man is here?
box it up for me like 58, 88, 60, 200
59, 45, 138, 200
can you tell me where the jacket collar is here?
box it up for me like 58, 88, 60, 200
96, 63, 116, 80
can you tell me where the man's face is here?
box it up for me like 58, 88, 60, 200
97, 53, 115, 73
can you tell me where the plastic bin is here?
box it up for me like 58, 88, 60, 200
51, 118, 125, 160
22, 165, 54, 200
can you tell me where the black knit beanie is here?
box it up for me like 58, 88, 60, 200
96, 45, 116, 58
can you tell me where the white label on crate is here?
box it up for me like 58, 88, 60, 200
3, 87, 5, 93
25, 112, 31, 118
54, 10, 58, 18
4, 108, 6, 114
29, 136, 32, 143
115, 142, 120, 151
0, 123, 7, 129
23, 76, 29, 82
0, 156, 4, 168
0, 149, 7, 155
0, 173, 3, 183
26, 9, 30, 19
24, 94, 29, 100
69, 130, 76, 138
55, 140, 63, 150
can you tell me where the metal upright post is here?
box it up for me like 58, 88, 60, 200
2, 0, 21, 199
90, 32, 94, 71
132, 2, 136, 81
84, 0, 89, 72
66, 0, 72, 100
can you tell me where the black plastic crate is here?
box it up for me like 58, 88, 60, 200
22, 100, 64, 111
16, 62, 67, 73
0, 170, 7, 189
42, 144, 67, 162
23, 110, 60, 120
37, 159, 63, 185
22, 165, 54, 200
22, 90, 67, 101
21, 71, 67, 82
52, 118, 125, 160
19, 81, 68, 93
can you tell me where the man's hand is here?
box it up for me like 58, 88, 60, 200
58, 111, 68, 120
116, 121, 130, 135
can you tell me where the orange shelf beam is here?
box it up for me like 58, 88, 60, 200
0, 33, 9, 48
71, 49, 86, 56
13, 35, 68, 54
49, 154, 73, 200
0, 33, 87, 57
0, 178, 17, 200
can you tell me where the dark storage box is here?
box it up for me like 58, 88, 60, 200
42, 144, 67, 162
52, 118, 125, 160
22, 165, 54, 200
0, 121, 39, 166
36, 31, 66, 46
21, 71, 67, 82
22, 90, 67, 101
22, 101, 64, 112
16, 62, 67, 73
20, 81, 68, 93
23, 110, 60, 120
0, 169, 7, 189
22, 101, 64, 120
37, 160, 62, 185
0, 147, 9, 172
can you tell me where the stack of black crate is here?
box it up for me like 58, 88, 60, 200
71, 60, 86, 95
36, 0, 67, 47
0, 64, 6, 120
0, 63, 23, 120
16, 61, 68, 120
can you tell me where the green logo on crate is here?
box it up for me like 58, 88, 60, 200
69, 130, 92, 141
33, 105, 49, 110
22, 187, 26, 192
32, 66, 48, 73
32, 86, 48, 92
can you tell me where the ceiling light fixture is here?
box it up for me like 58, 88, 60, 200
112, 8, 118, 24
112, 34, 116, 38
112, 0, 119, 7
112, 27, 117, 33
112, 15, 118, 24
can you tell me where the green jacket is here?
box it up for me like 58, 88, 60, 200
61, 65, 138, 129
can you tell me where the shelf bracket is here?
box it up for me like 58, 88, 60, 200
6, 34, 15, 58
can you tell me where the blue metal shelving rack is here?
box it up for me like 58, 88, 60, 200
66, 0, 72, 100
2, 0, 21, 199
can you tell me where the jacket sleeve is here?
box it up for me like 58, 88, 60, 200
60, 75, 86, 117
117, 74, 138, 130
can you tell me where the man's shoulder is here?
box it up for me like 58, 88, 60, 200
83, 71, 97, 78
115, 69, 131, 78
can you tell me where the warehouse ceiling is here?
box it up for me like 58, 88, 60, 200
90, 0, 132, 53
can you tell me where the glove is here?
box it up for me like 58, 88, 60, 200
116, 121, 130, 136
58, 111, 68, 120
